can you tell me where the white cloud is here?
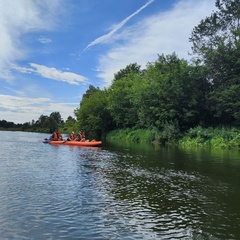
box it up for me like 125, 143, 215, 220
38, 36, 52, 44
96, 0, 216, 86
14, 63, 88, 85
84, 0, 155, 50
0, 0, 63, 81
3, 86, 26, 97
0, 95, 77, 123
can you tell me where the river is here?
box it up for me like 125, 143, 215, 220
0, 131, 239, 239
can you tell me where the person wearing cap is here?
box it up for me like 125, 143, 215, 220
77, 130, 85, 142
67, 131, 76, 141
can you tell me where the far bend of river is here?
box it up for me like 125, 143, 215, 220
0, 131, 240, 239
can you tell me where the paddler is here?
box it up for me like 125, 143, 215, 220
67, 131, 76, 141
76, 130, 85, 142
50, 129, 63, 141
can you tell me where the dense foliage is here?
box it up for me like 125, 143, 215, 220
74, 54, 210, 143
74, 85, 115, 140
190, 0, 240, 125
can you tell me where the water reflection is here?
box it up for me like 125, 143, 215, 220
0, 132, 240, 239
101, 141, 240, 239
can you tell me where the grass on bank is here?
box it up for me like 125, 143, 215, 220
106, 126, 240, 149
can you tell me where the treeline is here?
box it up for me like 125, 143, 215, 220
0, 112, 77, 134
74, 0, 240, 143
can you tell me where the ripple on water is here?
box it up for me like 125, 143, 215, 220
0, 132, 239, 239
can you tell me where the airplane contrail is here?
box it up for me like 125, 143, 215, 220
84, 0, 155, 50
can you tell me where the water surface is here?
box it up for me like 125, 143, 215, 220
0, 131, 239, 239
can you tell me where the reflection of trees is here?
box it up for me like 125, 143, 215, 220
96, 146, 240, 239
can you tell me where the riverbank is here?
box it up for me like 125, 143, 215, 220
106, 126, 240, 149
0, 127, 49, 133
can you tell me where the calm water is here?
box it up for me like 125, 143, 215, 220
0, 131, 240, 239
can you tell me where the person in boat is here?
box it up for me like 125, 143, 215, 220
50, 129, 62, 141
67, 131, 76, 141
76, 130, 86, 142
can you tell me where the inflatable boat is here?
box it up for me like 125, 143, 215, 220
42, 139, 102, 147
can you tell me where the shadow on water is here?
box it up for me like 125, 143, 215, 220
104, 140, 240, 184
102, 140, 240, 239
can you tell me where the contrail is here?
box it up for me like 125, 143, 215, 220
84, 0, 155, 50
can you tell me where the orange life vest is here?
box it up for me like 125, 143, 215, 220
79, 133, 85, 139
53, 132, 61, 139
70, 133, 76, 140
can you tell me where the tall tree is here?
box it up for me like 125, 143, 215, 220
190, 0, 240, 125
82, 85, 100, 99
38, 115, 48, 128
50, 112, 63, 124
75, 87, 114, 139
108, 72, 141, 128
113, 63, 141, 82
136, 53, 209, 130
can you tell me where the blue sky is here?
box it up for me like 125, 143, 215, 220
0, 0, 216, 124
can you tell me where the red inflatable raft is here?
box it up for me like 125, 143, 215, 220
42, 139, 102, 147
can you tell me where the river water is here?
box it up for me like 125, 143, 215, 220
0, 131, 239, 239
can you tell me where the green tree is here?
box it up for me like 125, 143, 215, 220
75, 87, 114, 139
82, 84, 100, 99
37, 115, 48, 128
190, 0, 240, 126
50, 112, 63, 124
136, 53, 209, 130
0, 120, 15, 128
113, 63, 142, 82
108, 71, 142, 128
207, 84, 240, 125
63, 116, 77, 133
45, 116, 58, 133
